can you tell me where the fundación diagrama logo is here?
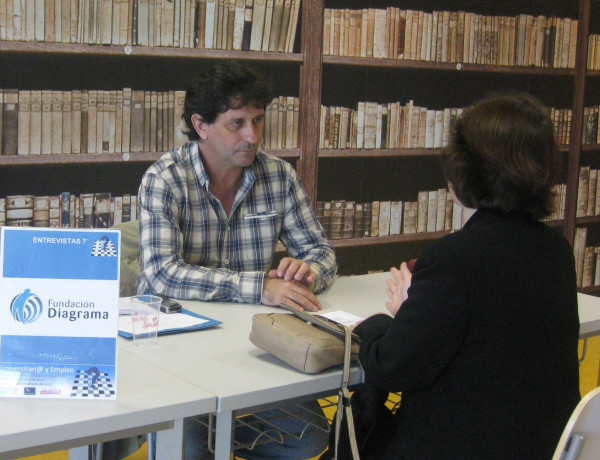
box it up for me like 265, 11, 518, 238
10, 289, 43, 324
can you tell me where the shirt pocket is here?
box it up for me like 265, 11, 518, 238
243, 210, 279, 221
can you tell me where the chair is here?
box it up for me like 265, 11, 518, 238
112, 219, 141, 297
553, 386, 600, 460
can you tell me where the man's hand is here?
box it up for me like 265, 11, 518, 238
267, 257, 316, 290
385, 262, 412, 316
261, 278, 322, 312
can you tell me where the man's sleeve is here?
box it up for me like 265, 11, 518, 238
278, 170, 337, 293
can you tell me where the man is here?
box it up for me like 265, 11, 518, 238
137, 62, 336, 458
136, 62, 336, 311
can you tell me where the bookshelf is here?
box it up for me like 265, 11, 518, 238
1, 0, 600, 282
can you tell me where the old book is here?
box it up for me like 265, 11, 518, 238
353, 202, 364, 238
100, 90, 110, 153
452, 201, 463, 230
80, 91, 89, 153
587, 169, 598, 217
276, 0, 291, 52
112, 195, 123, 226
370, 201, 380, 237
46, 195, 59, 227
378, 200, 391, 237
204, 0, 216, 48
426, 190, 437, 232
574, 227, 587, 287
582, 246, 595, 288
50, 91, 63, 154
87, 90, 98, 154
32, 195, 49, 227
329, 200, 345, 240
231, 0, 244, 50
196, 0, 207, 47
107, 90, 116, 153
2, 89, 19, 155
577, 165, 591, 217
284, 0, 300, 52
121, 87, 132, 153
389, 201, 403, 235
122, 193, 132, 222
322, 201, 331, 238
260, 0, 273, 51
94, 192, 112, 228
323, 8, 331, 54
249, 0, 266, 51
277, 95, 285, 149
417, 190, 428, 232
60, 191, 71, 227
140, 91, 150, 151
61, 91, 72, 154
435, 188, 447, 231
268, 0, 283, 51
226, 0, 236, 49
79, 193, 94, 228
444, 195, 453, 230
366, 8, 375, 58
363, 102, 378, 149
149, 91, 157, 152
241, 0, 253, 50
130, 90, 145, 152
362, 202, 371, 237
40, 90, 53, 155
215, 0, 225, 48
28, 90, 42, 155
114, 90, 123, 153
342, 201, 355, 239
402, 201, 417, 234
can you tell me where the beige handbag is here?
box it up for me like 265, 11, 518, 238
249, 304, 360, 374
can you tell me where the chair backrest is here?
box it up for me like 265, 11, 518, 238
112, 220, 141, 297
553, 386, 600, 460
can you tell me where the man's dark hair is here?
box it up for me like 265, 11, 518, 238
182, 61, 273, 140
441, 91, 559, 220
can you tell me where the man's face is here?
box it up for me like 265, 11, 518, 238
195, 104, 265, 172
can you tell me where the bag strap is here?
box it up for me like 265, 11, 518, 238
334, 325, 360, 460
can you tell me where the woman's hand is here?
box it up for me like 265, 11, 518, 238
385, 262, 412, 316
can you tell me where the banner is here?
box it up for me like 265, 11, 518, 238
0, 227, 120, 399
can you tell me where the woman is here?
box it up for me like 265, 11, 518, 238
353, 92, 580, 459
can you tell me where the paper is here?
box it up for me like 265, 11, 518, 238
318, 310, 364, 327
118, 311, 211, 334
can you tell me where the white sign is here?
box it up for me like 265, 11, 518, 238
0, 227, 120, 399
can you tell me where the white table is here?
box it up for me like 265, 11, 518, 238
4, 273, 600, 460
0, 344, 216, 460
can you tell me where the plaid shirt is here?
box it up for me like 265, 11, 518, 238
136, 141, 337, 303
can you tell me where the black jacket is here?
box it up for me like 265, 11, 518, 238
354, 209, 580, 459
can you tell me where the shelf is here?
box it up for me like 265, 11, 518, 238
0, 149, 300, 166
579, 285, 600, 296
0, 41, 303, 63
323, 55, 576, 76
319, 145, 571, 158
576, 215, 600, 225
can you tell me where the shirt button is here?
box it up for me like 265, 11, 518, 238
226, 226, 230, 231
224, 258, 229, 265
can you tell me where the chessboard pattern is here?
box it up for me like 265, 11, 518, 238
90, 239, 117, 257
71, 370, 116, 398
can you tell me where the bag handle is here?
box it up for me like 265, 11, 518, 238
334, 324, 360, 460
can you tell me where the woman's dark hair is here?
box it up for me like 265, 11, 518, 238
441, 91, 559, 220
182, 61, 273, 140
